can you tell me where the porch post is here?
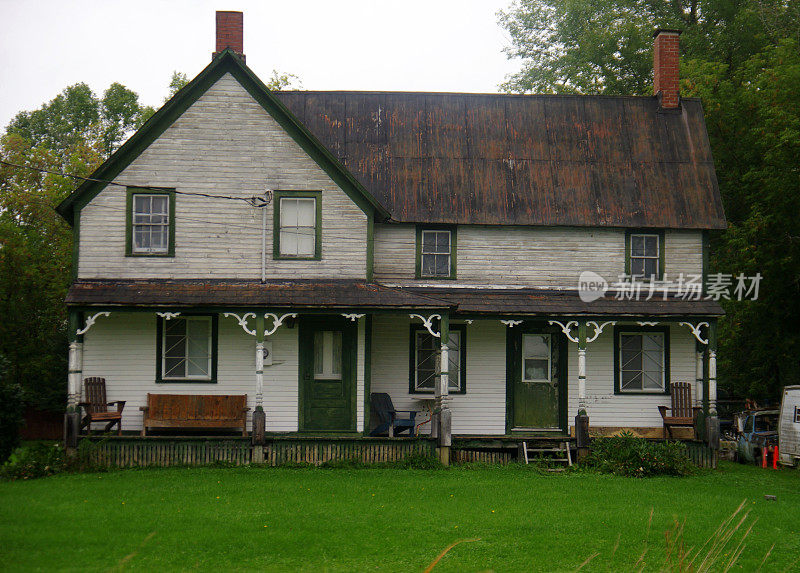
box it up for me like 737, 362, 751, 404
65, 310, 83, 450
695, 341, 704, 405
577, 321, 588, 414
437, 313, 451, 465
708, 320, 718, 415
252, 314, 266, 452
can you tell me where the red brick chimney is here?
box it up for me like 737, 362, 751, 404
213, 11, 245, 62
653, 29, 681, 109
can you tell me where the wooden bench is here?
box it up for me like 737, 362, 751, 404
140, 394, 250, 436
658, 382, 701, 439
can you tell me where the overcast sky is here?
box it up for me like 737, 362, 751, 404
0, 0, 520, 129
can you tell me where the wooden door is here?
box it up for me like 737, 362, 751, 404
299, 318, 356, 432
508, 329, 566, 431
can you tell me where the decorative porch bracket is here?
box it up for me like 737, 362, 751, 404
678, 321, 709, 345
264, 313, 297, 336
548, 320, 579, 343
342, 313, 365, 322
500, 319, 523, 328
76, 311, 111, 336
223, 312, 257, 336
409, 314, 441, 338
156, 312, 182, 320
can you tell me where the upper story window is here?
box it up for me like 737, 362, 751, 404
274, 191, 321, 260
614, 326, 670, 394
626, 230, 664, 280
416, 227, 456, 279
126, 188, 175, 257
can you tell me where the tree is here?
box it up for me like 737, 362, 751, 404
499, 0, 800, 400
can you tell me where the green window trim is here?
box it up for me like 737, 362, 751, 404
125, 187, 176, 257
415, 225, 457, 280
273, 190, 322, 260
408, 323, 467, 395
625, 229, 665, 281
613, 325, 671, 395
155, 314, 219, 384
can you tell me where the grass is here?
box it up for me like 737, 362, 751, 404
0, 462, 798, 572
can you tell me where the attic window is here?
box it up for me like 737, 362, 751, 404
126, 188, 175, 257
417, 227, 456, 279
274, 191, 322, 260
626, 230, 664, 280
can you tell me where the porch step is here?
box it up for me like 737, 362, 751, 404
520, 441, 573, 467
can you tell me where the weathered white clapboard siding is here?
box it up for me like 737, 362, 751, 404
78, 73, 367, 280
566, 323, 698, 428
370, 317, 507, 435
81, 312, 366, 433
373, 224, 703, 288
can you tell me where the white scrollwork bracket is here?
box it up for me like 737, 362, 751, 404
264, 313, 297, 336
548, 320, 579, 343
223, 312, 257, 336
586, 320, 616, 343
637, 321, 660, 327
500, 320, 523, 328
76, 312, 111, 335
341, 313, 366, 322
409, 314, 441, 338
156, 312, 182, 320
679, 321, 709, 345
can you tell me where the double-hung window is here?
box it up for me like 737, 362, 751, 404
410, 325, 466, 393
417, 227, 456, 279
627, 231, 663, 280
157, 316, 217, 383
522, 334, 551, 382
274, 191, 321, 259
614, 327, 669, 394
127, 188, 175, 256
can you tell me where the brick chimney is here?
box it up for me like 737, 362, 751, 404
213, 11, 245, 62
653, 29, 681, 109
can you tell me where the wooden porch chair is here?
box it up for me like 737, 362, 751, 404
79, 377, 126, 435
369, 393, 417, 437
658, 382, 701, 439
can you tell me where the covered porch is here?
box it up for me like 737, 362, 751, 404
64, 279, 723, 464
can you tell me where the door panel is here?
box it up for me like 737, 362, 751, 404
508, 329, 566, 430
299, 318, 356, 431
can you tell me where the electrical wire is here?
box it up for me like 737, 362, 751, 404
0, 159, 270, 205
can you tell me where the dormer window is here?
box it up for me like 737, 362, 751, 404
416, 227, 456, 279
126, 188, 175, 257
626, 230, 664, 280
274, 191, 322, 260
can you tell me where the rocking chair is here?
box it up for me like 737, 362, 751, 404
79, 377, 126, 435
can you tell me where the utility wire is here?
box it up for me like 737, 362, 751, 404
0, 159, 270, 205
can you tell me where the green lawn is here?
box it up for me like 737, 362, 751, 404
0, 462, 798, 572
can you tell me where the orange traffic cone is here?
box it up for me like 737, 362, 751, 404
773, 446, 779, 469
762, 449, 768, 468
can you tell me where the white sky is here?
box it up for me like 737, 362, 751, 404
0, 0, 520, 129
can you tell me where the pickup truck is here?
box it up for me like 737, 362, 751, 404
736, 410, 779, 464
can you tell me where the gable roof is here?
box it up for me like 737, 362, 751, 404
275, 91, 726, 229
56, 50, 390, 225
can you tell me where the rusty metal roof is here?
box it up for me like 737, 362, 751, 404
66, 280, 723, 317
275, 92, 726, 229
66, 280, 452, 310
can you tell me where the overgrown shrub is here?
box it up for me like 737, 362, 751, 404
0, 442, 67, 480
0, 380, 25, 464
585, 433, 695, 477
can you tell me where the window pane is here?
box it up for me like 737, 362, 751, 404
186, 320, 209, 377
434, 254, 450, 276
523, 335, 550, 359
152, 195, 168, 215
631, 235, 645, 257
314, 332, 323, 376
331, 332, 342, 376
280, 199, 298, 227
619, 333, 664, 391
644, 235, 658, 256
643, 258, 658, 278
133, 195, 150, 214
296, 232, 315, 256
630, 258, 645, 276
296, 199, 315, 226
621, 370, 642, 390
421, 253, 436, 276
164, 357, 185, 378
524, 359, 549, 381
435, 231, 450, 252
422, 231, 437, 252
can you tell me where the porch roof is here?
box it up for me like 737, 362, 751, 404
66, 280, 723, 317
405, 287, 724, 317
65, 280, 452, 310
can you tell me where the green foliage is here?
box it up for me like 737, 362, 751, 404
0, 442, 66, 480
265, 70, 303, 91
165, 71, 189, 101
585, 434, 696, 476
0, 358, 24, 464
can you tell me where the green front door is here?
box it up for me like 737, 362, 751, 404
507, 327, 567, 431
299, 317, 356, 432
